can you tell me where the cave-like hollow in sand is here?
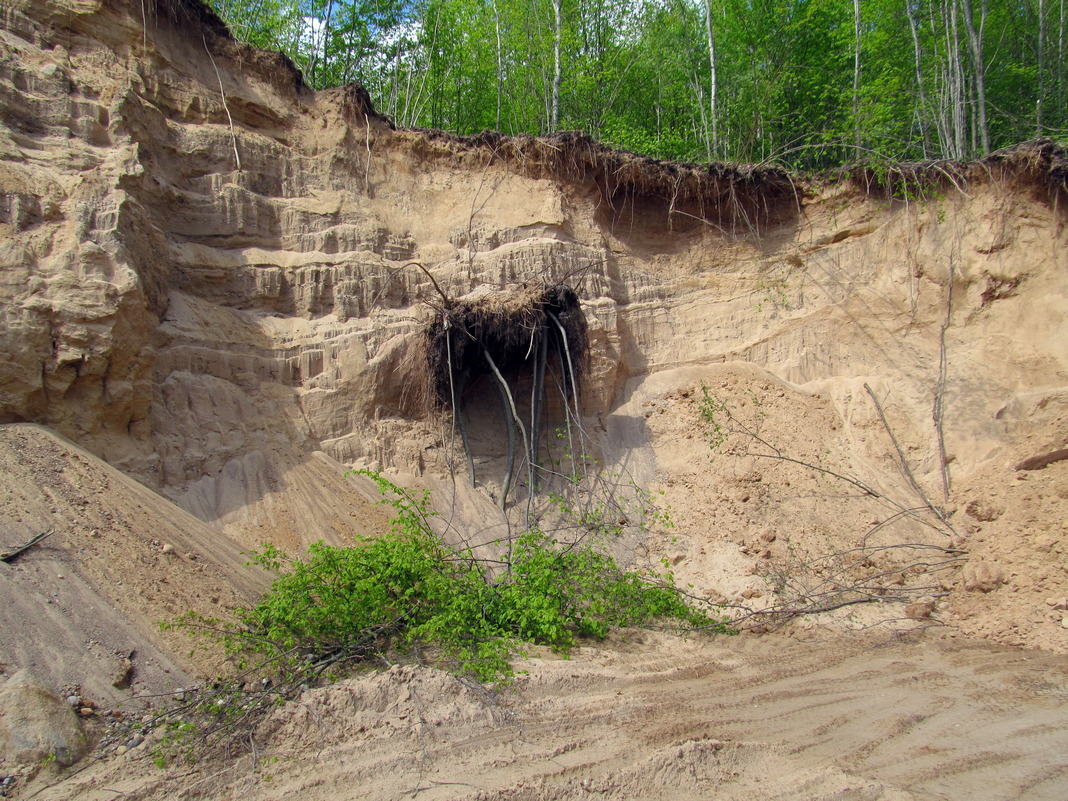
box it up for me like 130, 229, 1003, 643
424, 284, 589, 508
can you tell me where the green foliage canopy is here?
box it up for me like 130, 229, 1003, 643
206, 0, 1067, 167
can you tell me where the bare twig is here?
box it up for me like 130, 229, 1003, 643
706, 392, 952, 537
0, 529, 53, 563
863, 383, 952, 530
933, 256, 954, 503
404, 262, 451, 306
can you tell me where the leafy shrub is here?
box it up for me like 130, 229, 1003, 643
180, 471, 720, 684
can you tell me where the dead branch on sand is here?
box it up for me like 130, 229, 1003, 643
0, 529, 53, 563
698, 386, 965, 632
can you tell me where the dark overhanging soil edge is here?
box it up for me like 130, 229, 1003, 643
836, 138, 1068, 204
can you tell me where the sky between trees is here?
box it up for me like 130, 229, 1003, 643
207, 0, 1066, 167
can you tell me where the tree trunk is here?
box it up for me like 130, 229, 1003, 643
703, 0, 719, 158
959, 0, 989, 154
1038, 0, 1046, 134
692, 78, 711, 160
1060, 0, 1065, 127
947, 0, 966, 158
492, 0, 504, 131
853, 0, 862, 150
906, 0, 935, 156
551, 0, 562, 132
307, 0, 335, 90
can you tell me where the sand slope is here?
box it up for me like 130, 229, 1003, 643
0, 424, 267, 702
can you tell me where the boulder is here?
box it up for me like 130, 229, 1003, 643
0, 670, 88, 766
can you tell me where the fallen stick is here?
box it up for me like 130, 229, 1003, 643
1, 529, 54, 563
1015, 448, 1068, 471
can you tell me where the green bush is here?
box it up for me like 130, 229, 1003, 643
182, 471, 720, 684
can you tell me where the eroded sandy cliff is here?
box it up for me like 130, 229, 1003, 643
2, 0, 1068, 692
3, 2, 1068, 799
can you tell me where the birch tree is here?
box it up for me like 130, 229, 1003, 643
959, 0, 990, 153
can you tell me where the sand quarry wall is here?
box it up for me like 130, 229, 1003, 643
1, 0, 1067, 670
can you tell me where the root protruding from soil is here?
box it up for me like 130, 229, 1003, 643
424, 284, 588, 506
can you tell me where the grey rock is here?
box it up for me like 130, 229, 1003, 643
111, 657, 134, 690
0, 670, 89, 766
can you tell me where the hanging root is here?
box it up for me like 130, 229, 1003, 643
423, 284, 587, 499
491, 370, 515, 509
548, 311, 585, 473
446, 326, 476, 488
456, 393, 476, 489
529, 325, 548, 492
484, 349, 527, 510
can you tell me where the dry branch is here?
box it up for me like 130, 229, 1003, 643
0, 529, 53, 563
1015, 448, 1068, 471
863, 383, 953, 532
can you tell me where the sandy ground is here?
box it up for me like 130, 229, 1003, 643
0, 424, 268, 704
606, 363, 1068, 653
3, 384, 1068, 801
22, 630, 1068, 801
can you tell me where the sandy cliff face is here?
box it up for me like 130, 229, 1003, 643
1, 0, 1067, 657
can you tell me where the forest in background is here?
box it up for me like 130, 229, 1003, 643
206, 0, 1065, 167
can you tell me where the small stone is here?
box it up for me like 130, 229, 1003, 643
65, 696, 80, 708
962, 560, 1006, 593
965, 500, 1003, 522
125, 736, 143, 749
759, 530, 777, 544
114, 745, 127, 756
111, 657, 134, 690
1045, 597, 1068, 611
77, 707, 92, 717
1062, 617, 1068, 630
905, 597, 937, 619
160, 544, 174, 555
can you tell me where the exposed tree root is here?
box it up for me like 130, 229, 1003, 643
423, 284, 587, 507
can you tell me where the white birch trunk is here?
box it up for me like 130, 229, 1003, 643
703, 0, 718, 158
906, 0, 938, 156
551, 0, 562, 132
853, 0, 862, 149
1038, 0, 1046, 133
